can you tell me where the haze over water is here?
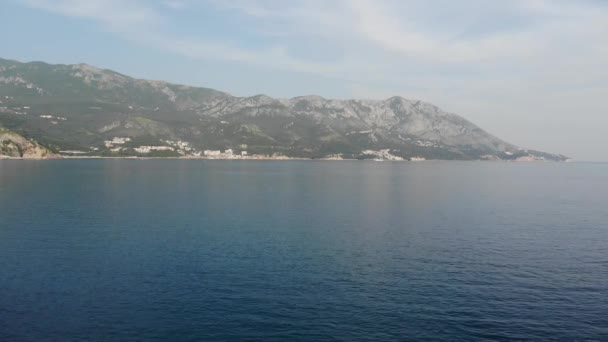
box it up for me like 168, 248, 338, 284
1, 160, 607, 341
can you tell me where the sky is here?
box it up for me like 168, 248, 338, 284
1, 0, 607, 161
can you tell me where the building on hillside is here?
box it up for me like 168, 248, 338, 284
204, 150, 221, 156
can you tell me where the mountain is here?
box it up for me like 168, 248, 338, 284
0, 57, 567, 161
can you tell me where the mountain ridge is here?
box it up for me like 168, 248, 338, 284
0, 57, 567, 161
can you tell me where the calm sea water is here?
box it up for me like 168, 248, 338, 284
1, 160, 607, 341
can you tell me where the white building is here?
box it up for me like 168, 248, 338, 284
104, 137, 131, 148
204, 150, 221, 156
134, 146, 174, 154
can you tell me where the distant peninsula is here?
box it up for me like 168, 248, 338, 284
0, 57, 567, 161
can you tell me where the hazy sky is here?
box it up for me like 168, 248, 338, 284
2, 0, 607, 160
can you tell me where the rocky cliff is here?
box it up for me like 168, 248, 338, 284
0, 129, 58, 159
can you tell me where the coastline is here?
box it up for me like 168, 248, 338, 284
1, 156, 361, 161
0, 155, 569, 162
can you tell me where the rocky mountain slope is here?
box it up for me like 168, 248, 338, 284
0, 128, 58, 159
0, 57, 567, 160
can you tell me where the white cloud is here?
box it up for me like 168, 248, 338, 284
162, 0, 188, 11
19, 0, 344, 74
21, 0, 164, 30
21, 0, 607, 82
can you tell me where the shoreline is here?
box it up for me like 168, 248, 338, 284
1, 156, 367, 161
0, 155, 570, 162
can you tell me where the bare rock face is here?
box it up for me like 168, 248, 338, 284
0, 129, 59, 159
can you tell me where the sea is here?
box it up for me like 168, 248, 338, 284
1, 160, 607, 341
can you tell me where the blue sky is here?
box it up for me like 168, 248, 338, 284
1, 0, 607, 160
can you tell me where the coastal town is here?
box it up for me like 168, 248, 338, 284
46, 135, 435, 161
60, 136, 305, 160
